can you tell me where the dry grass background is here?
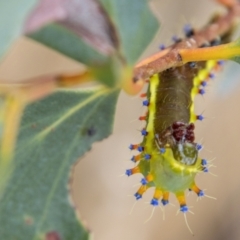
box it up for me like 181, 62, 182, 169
1, 0, 240, 239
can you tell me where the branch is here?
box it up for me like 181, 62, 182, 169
133, 3, 240, 82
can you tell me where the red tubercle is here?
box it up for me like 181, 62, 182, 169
139, 115, 147, 121
213, 62, 224, 71
129, 144, 140, 150
139, 111, 148, 121
140, 93, 147, 98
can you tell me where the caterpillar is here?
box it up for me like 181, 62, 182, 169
125, 0, 239, 226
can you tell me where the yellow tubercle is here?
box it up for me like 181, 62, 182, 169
162, 192, 169, 201
176, 192, 187, 206
137, 185, 148, 195
153, 188, 162, 200
146, 174, 154, 182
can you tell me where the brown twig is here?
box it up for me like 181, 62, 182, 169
133, 3, 240, 82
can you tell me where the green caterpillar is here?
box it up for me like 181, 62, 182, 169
126, 58, 218, 212
125, 14, 235, 219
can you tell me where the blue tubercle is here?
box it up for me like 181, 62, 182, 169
196, 144, 203, 151
142, 100, 149, 106
159, 44, 165, 50
201, 159, 208, 166
201, 81, 207, 87
199, 89, 205, 95
203, 167, 209, 173
161, 199, 169, 206
198, 190, 205, 197
134, 192, 142, 200
172, 35, 181, 43
144, 154, 151, 160
125, 169, 132, 176
197, 115, 204, 121
217, 60, 224, 65
183, 24, 194, 37
209, 73, 215, 79
160, 148, 166, 154
129, 144, 134, 150
141, 129, 148, 136
141, 178, 148, 185
180, 205, 189, 213
138, 146, 144, 152
151, 198, 159, 206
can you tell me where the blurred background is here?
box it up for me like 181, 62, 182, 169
1, 0, 240, 239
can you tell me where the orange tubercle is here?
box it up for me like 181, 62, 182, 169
139, 115, 147, 121
137, 185, 148, 195
146, 174, 154, 182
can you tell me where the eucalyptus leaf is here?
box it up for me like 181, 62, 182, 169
24, 0, 118, 56
0, 0, 38, 60
0, 87, 120, 239
99, 0, 160, 65
26, 0, 160, 66
28, 23, 108, 66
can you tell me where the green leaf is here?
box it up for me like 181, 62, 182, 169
0, 87, 120, 239
24, 0, 118, 57
28, 23, 108, 66
27, 23, 123, 88
99, 0, 160, 65
0, 0, 38, 60
26, 0, 159, 88
26, 0, 160, 66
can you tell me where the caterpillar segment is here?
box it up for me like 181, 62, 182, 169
126, 58, 217, 213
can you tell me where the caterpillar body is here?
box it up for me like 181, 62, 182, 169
127, 60, 217, 212
126, 6, 235, 216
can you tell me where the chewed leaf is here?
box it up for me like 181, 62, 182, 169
0, 87, 120, 239
99, 0, 160, 65
24, 0, 118, 56
0, 0, 38, 60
